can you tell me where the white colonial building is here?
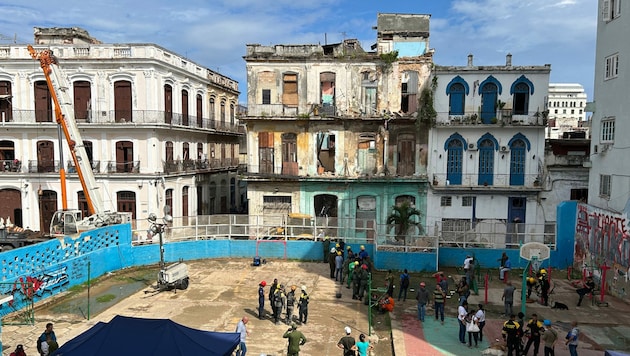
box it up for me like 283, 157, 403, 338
427, 54, 553, 248
0, 27, 243, 234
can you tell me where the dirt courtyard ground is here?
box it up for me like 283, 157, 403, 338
2, 258, 392, 356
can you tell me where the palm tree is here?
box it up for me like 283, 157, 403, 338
386, 201, 422, 242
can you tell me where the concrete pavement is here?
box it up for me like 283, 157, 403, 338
2, 260, 630, 355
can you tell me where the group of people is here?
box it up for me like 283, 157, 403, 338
457, 301, 487, 348
337, 326, 374, 356
502, 313, 579, 356
258, 279, 310, 326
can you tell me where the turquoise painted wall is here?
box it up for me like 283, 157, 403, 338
1, 205, 579, 317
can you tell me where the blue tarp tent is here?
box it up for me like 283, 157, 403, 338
51, 315, 240, 356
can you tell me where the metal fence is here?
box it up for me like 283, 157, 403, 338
131, 214, 556, 251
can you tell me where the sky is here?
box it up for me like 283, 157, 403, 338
0, 0, 597, 104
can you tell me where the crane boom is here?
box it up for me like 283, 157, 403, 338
28, 45, 104, 215
28, 46, 131, 237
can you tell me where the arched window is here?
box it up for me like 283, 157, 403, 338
479, 76, 502, 124
477, 133, 498, 185
444, 134, 465, 185
510, 75, 534, 115
446, 76, 469, 115
508, 133, 531, 186
164, 84, 173, 124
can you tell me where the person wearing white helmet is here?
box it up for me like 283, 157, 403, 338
337, 326, 357, 356
298, 286, 309, 324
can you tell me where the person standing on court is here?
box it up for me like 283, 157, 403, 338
285, 285, 297, 325
502, 281, 516, 316
398, 269, 410, 301
235, 316, 250, 356
322, 236, 330, 263
541, 319, 558, 356
502, 314, 521, 356
258, 280, 266, 319
433, 283, 446, 324
283, 323, 306, 356
415, 281, 430, 321
337, 326, 357, 356
298, 285, 309, 324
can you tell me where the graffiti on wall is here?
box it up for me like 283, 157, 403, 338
574, 203, 630, 298
0, 265, 71, 316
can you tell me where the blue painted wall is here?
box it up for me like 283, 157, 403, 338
1, 210, 579, 317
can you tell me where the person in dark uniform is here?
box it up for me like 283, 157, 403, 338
286, 285, 297, 324
298, 285, 309, 324
523, 313, 543, 356
502, 314, 521, 356
283, 323, 306, 356
538, 269, 550, 306
322, 236, 330, 263
258, 280, 266, 319
269, 278, 278, 319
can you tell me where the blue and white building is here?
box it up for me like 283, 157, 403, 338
427, 54, 552, 248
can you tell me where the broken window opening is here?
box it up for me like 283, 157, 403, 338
282, 73, 298, 108
316, 132, 336, 174
314, 194, 338, 218
361, 71, 378, 116
401, 71, 419, 114
320, 72, 336, 116
357, 133, 377, 175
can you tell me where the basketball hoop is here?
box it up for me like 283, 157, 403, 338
520, 242, 550, 272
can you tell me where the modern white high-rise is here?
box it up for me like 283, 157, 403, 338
546, 83, 588, 139
589, 0, 629, 213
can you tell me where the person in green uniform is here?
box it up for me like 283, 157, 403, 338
283, 323, 307, 356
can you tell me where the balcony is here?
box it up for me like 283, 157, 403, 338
163, 158, 239, 174
436, 110, 547, 127
66, 160, 101, 174
27, 160, 61, 173
105, 161, 140, 174
1, 110, 243, 134
431, 173, 542, 190
0, 159, 21, 173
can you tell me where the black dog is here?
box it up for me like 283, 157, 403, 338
551, 302, 569, 310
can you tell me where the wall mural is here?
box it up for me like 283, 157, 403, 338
575, 203, 630, 298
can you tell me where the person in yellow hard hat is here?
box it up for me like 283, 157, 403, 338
538, 269, 550, 306
526, 277, 537, 299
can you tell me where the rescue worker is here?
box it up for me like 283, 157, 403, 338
269, 278, 278, 319
502, 314, 521, 356
273, 284, 286, 325
352, 262, 362, 299
358, 264, 369, 302
526, 276, 537, 299
286, 285, 297, 325
258, 280, 267, 319
322, 236, 330, 263
298, 285, 309, 324
538, 269, 550, 306
523, 313, 543, 356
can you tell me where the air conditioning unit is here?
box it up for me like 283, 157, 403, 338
468, 143, 477, 151
500, 146, 509, 153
